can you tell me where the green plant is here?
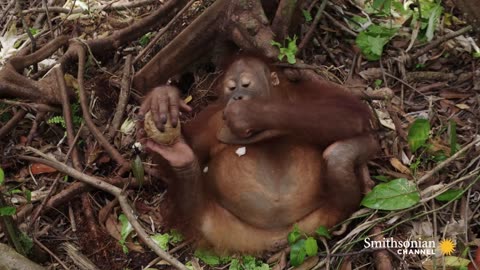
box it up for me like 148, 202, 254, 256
47, 115, 67, 128
435, 189, 463, 202
194, 249, 231, 266
410, 0, 443, 42
235, 256, 270, 270
287, 225, 324, 266
362, 178, 420, 210
139, 32, 153, 47
302, 9, 312, 22
0, 168, 32, 256
47, 102, 83, 129
371, 0, 392, 14
408, 118, 431, 152
119, 214, 134, 254
355, 24, 397, 61
151, 230, 184, 251
271, 36, 298, 64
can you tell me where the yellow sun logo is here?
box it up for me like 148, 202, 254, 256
439, 239, 455, 256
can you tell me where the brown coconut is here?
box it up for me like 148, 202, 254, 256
144, 111, 180, 145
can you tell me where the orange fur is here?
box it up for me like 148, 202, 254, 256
159, 55, 378, 254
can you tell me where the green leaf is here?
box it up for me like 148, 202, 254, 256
361, 178, 420, 210
302, 9, 312, 22
139, 32, 152, 47
372, 0, 386, 10
304, 237, 318, 256
287, 36, 298, 52
229, 258, 240, 270
47, 115, 66, 128
242, 256, 269, 270
435, 189, 463, 202
29, 28, 40, 36
118, 214, 133, 253
449, 120, 458, 155
474, 52, 480, 58
443, 256, 470, 268
286, 53, 296, 64
425, 4, 443, 41
0, 167, 4, 185
355, 24, 397, 61
461, 247, 470, 258
8, 189, 22, 194
315, 225, 331, 239
243, 255, 257, 270
19, 232, 33, 254
271, 36, 297, 64
270, 40, 282, 47
185, 261, 194, 270
256, 263, 270, 270
288, 224, 301, 245
169, 229, 184, 244
408, 118, 430, 152
373, 175, 390, 182
195, 249, 221, 266
432, 151, 447, 162
0, 206, 16, 216
151, 233, 170, 251
131, 155, 144, 186
24, 189, 32, 203
289, 239, 306, 267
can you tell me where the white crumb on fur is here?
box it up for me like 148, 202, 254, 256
203, 166, 208, 173
235, 147, 246, 157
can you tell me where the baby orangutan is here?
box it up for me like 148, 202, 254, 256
137, 54, 378, 254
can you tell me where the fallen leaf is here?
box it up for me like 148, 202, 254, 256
390, 158, 411, 175
375, 109, 396, 130
105, 214, 144, 253
293, 256, 318, 270
30, 163, 57, 174
455, 103, 470, 110
359, 68, 383, 81
423, 256, 470, 270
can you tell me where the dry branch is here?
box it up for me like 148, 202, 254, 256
134, 0, 280, 92
0, 109, 27, 139
20, 148, 188, 270
108, 55, 133, 139
23, 0, 158, 14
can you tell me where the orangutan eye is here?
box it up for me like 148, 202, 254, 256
225, 80, 236, 91
240, 77, 251, 87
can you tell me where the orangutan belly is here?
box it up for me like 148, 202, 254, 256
206, 141, 324, 229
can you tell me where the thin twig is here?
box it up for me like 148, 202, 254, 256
28, 174, 62, 231
23, 0, 157, 14
417, 138, 480, 185
134, 0, 196, 64
0, 108, 27, 139
26, 111, 46, 145
55, 66, 82, 169
42, 0, 55, 39
410, 25, 473, 60
108, 54, 133, 139
323, 12, 357, 37
20, 147, 188, 270
298, 0, 328, 53
70, 42, 129, 170
0, 0, 15, 26
34, 238, 69, 270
